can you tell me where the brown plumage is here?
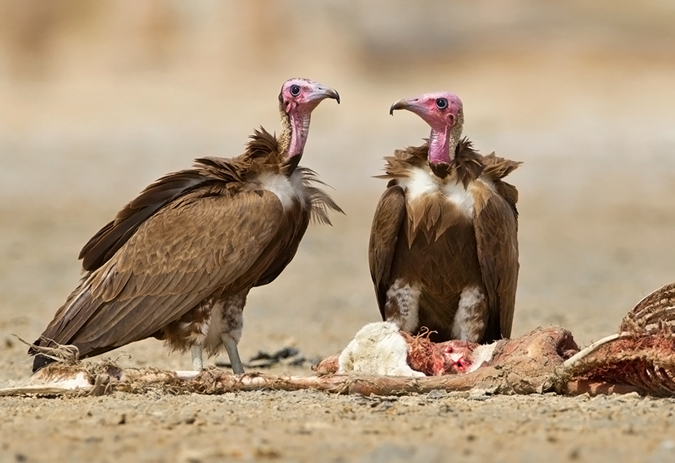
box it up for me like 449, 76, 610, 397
369, 92, 520, 344
30, 78, 341, 373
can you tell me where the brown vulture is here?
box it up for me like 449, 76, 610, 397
369, 91, 520, 344
30, 78, 342, 374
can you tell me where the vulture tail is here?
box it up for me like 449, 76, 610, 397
30, 351, 55, 373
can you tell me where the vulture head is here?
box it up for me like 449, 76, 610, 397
278, 78, 340, 159
390, 91, 464, 178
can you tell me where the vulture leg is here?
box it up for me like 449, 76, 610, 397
190, 345, 204, 370
384, 279, 422, 333
223, 335, 244, 375
451, 286, 489, 342
215, 290, 247, 375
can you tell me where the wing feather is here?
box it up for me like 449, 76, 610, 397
39, 186, 287, 355
79, 171, 210, 271
473, 191, 519, 341
368, 186, 407, 317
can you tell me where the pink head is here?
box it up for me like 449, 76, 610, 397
279, 78, 340, 158
390, 91, 464, 178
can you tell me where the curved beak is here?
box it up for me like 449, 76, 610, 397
389, 98, 413, 115
323, 88, 340, 104
308, 85, 340, 105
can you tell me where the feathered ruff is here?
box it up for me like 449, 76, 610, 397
481, 152, 521, 215
296, 167, 344, 225
377, 137, 519, 188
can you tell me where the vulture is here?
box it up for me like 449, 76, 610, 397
368, 91, 520, 344
30, 78, 342, 374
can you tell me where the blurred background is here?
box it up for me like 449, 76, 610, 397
1, 0, 675, 373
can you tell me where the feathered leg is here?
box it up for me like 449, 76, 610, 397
222, 291, 247, 374
450, 286, 488, 342
384, 279, 422, 333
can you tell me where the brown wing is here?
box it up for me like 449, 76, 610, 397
37, 186, 288, 356
79, 171, 214, 272
473, 189, 519, 342
368, 185, 407, 318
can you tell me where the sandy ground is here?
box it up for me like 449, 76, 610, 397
2, 51, 675, 460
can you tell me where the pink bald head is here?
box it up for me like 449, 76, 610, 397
278, 78, 339, 158
390, 91, 462, 132
279, 78, 340, 116
390, 91, 464, 176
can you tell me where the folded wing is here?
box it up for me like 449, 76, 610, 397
38, 185, 287, 357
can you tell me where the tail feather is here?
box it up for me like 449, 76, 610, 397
31, 352, 55, 373
27, 337, 80, 373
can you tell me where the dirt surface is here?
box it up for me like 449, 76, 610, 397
3, 390, 675, 463
3, 2, 675, 461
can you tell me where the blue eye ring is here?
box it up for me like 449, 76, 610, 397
290, 85, 301, 97
436, 98, 448, 110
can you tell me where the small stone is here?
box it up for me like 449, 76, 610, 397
427, 390, 448, 400
659, 440, 675, 450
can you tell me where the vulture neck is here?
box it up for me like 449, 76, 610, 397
279, 109, 311, 163
428, 123, 462, 178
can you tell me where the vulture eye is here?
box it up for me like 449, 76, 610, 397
290, 85, 301, 97
436, 98, 448, 110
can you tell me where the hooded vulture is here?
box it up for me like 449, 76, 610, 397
369, 91, 520, 344
30, 78, 342, 374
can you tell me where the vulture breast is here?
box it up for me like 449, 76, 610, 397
401, 167, 494, 217
254, 171, 307, 210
